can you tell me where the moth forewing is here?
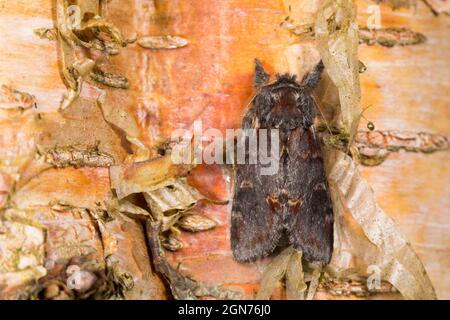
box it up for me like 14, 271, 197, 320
231, 60, 334, 264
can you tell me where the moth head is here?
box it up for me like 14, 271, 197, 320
256, 76, 313, 130
251, 60, 323, 130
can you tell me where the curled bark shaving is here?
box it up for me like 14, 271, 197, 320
43, 145, 115, 168
109, 146, 213, 252
33, 28, 58, 41
256, 247, 309, 300
90, 68, 130, 89
143, 178, 203, 218
359, 27, 426, 47
326, 150, 437, 300
57, 1, 127, 50
107, 198, 150, 219
56, 0, 90, 110
315, 0, 361, 144
143, 178, 217, 251
137, 35, 189, 49
177, 214, 217, 232
60, 56, 95, 110
56, 0, 129, 110
73, 16, 128, 48
109, 152, 194, 200
313, 3, 436, 297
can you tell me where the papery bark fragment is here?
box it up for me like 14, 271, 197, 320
315, 0, 362, 143
326, 150, 437, 300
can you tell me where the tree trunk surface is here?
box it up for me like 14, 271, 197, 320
0, 0, 448, 299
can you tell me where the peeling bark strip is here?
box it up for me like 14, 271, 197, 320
44, 145, 115, 168
359, 27, 426, 47
55, 0, 130, 109
356, 131, 449, 166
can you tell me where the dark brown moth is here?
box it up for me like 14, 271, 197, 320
231, 60, 334, 264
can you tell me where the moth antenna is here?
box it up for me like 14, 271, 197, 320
358, 104, 375, 131
254, 59, 270, 88
302, 60, 324, 90
350, 104, 373, 128
359, 104, 373, 119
